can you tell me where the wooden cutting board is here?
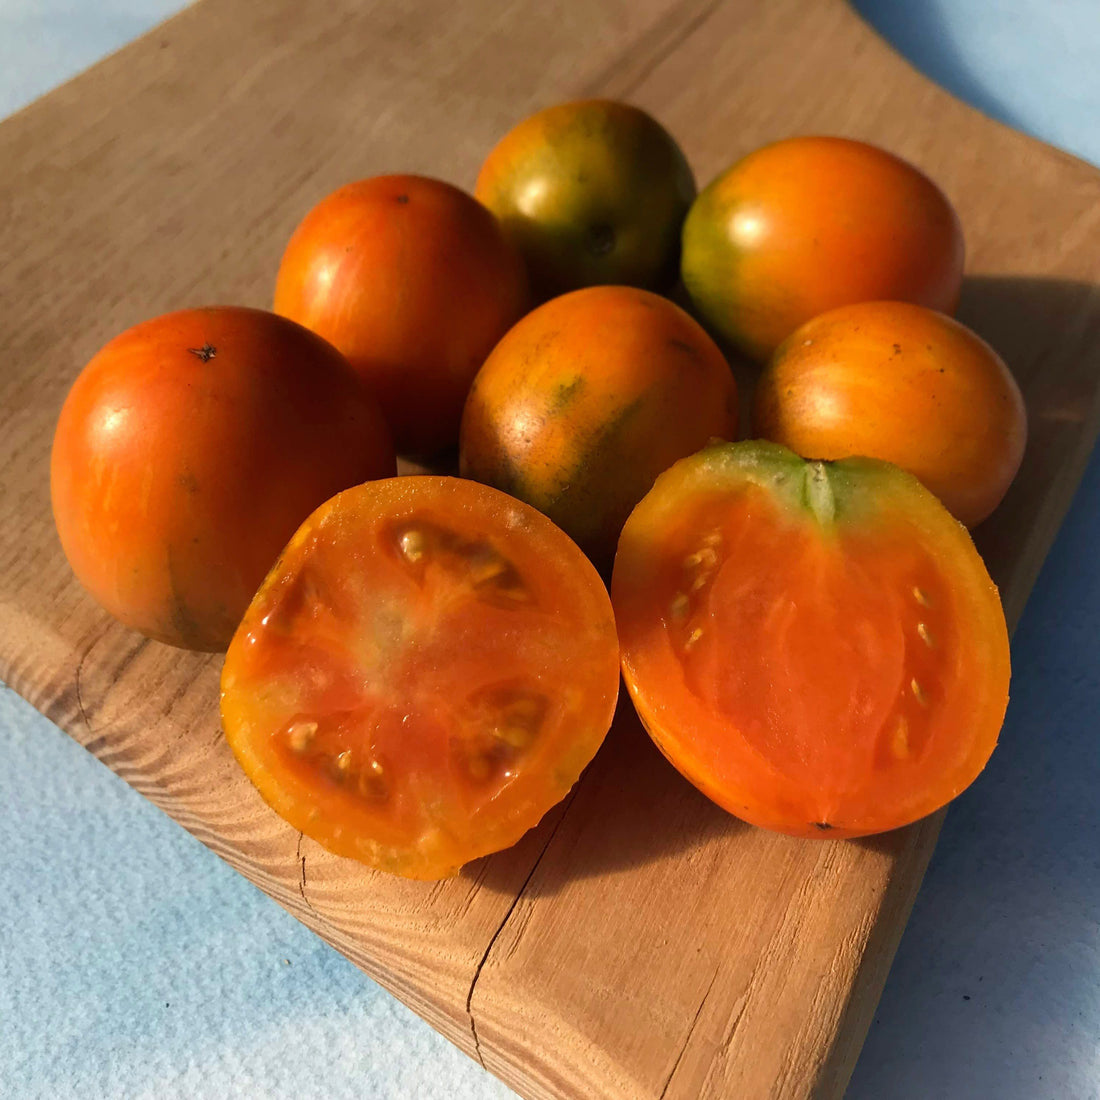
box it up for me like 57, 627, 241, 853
3, 1, 1100, 1096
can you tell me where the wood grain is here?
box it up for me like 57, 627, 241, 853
2, 1, 1099, 1097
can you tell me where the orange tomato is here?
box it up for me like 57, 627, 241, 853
752, 301, 1027, 526
51, 307, 395, 651
681, 136, 965, 360
460, 286, 737, 567
475, 100, 695, 300
220, 476, 620, 879
612, 441, 1010, 838
274, 175, 529, 457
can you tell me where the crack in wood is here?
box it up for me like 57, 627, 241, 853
296, 831, 320, 920
658, 963, 723, 1100
464, 786, 580, 1069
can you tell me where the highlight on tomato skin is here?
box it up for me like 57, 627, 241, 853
611, 440, 1011, 839
220, 476, 620, 880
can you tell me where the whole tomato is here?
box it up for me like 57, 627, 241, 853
475, 99, 695, 300
273, 175, 529, 458
51, 307, 396, 651
752, 301, 1027, 526
460, 286, 737, 568
682, 136, 965, 361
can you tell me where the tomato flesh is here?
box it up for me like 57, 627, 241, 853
612, 442, 1010, 837
221, 477, 619, 879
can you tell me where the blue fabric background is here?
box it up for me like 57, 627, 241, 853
2, 2, 1098, 1096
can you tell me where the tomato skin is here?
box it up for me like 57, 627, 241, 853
752, 301, 1027, 527
221, 476, 619, 880
50, 307, 395, 651
612, 441, 1010, 838
475, 100, 696, 300
681, 136, 965, 360
274, 175, 529, 457
459, 286, 738, 567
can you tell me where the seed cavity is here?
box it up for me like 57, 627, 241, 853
287, 720, 317, 753
466, 753, 493, 782
917, 622, 934, 647
390, 520, 530, 604
910, 679, 927, 705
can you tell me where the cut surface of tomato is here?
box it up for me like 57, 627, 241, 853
611, 441, 1010, 838
221, 477, 619, 879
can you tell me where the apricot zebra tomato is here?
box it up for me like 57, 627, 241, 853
220, 477, 619, 880
475, 100, 695, 300
681, 137, 964, 360
274, 175, 528, 457
50, 307, 395, 651
460, 286, 737, 568
612, 441, 1010, 838
752, 301, 1027, 527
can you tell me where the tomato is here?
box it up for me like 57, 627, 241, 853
681, 136, 965, 360
752, 301, 1027, 527
612, 441, 1010, 838
50, 307, 395, 651
220, 476, 620, 880
460, 286, 737, 568
273, 175, 529, 458
475, 100, 695, 300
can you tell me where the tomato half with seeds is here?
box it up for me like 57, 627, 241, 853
221, 476, 619, 879
612, 441, 1010, 838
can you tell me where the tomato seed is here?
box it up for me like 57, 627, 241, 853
398, 528, 426, 562
685, 547, 718, 569
913, 586, 931, 607
891, 717, 910, 759
910, 679, 927, 705
493, 725, 534, 749
287, 720, 318, 752
917, 622, 934, 647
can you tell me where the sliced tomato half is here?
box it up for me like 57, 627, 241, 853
611, 441, 1010, 838
221, 476, 619, 879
